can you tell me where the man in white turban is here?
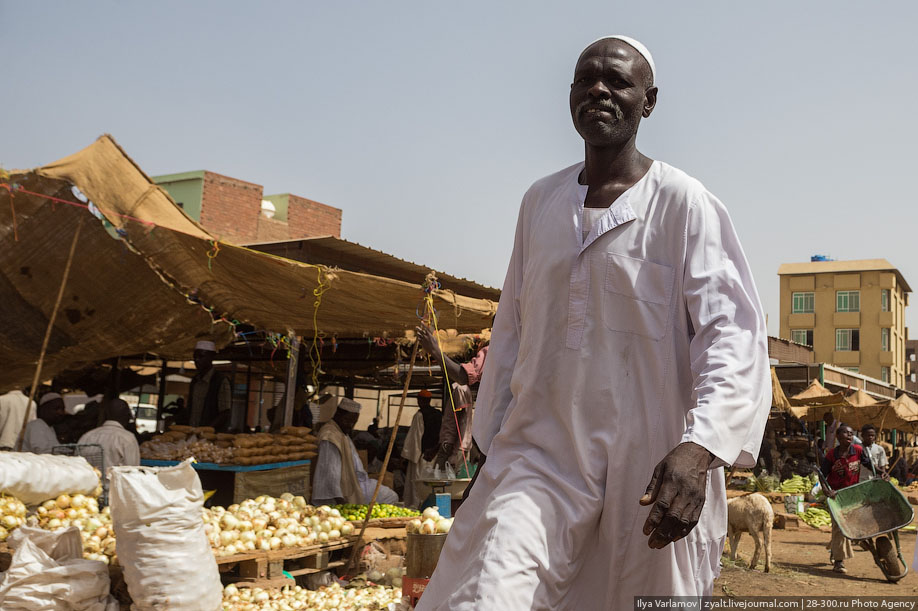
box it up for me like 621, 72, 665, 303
312, 398, 399, 505
418, 36, 770, 609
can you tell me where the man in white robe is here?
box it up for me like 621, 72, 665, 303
312, 398, 399, 506
21, 393, 65, 454
78, 399, 141, 499
418, 36, 770, 610
0, 388, 36, 450
401, 390, 442, 508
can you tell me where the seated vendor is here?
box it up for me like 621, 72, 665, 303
312, 398, 398, 506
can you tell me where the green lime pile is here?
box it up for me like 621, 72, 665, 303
333, 504, 421, 521
799, 506, 831, 527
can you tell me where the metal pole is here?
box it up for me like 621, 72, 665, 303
156, 359, 168, 432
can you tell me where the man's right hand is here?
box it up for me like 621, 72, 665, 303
415, 324, 440, 357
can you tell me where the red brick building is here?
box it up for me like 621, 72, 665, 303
153, 170, 342, 244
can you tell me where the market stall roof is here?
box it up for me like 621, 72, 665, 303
248, 237, 500, 302
788, 384, 913, 432
891, 393, 918, 422
770, 367, 793, 411
0, 135, 497, 390
789, 378, 845, 407
797, 403, 915, 433
845, 388, 882, 408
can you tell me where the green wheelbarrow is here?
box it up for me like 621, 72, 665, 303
815, 469, 914, 582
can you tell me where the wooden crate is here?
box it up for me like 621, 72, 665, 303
215, 537, 358, 588
350, 516, 415, 529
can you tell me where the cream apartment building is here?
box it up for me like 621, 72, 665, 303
778, 259, 910, 387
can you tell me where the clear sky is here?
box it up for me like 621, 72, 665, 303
3, 1, 917, 336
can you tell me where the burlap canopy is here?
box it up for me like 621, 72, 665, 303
0, 136, 497, 390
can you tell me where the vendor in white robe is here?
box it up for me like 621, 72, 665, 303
419, 36, 770, 610
21, 393, 65, 454
312, 398, 399, 506
401, 389, 442, 508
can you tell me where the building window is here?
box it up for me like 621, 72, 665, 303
836, 291, 860, 312
792, 292, 815, 313
836, 328, 860, 351
881, 289, 891, 312
791, 329, 814, 347
881, 367, 890, 382
881, 328, 890, 352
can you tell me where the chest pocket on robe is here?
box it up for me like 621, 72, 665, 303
602, 253, 674, 341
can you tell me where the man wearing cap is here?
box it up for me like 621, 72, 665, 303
187, 340, 235, 432
418, 36, 769, 609
20, 393, 65, 454
312, 398, 399, 506
401, 390, 443, 508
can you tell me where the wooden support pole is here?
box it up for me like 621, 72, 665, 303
283, 336, 299, 428
16, 215, 84, 450
345, 339, 420, 574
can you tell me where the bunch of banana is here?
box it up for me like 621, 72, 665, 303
779, 475, 810, 493
799, 507, 831, 528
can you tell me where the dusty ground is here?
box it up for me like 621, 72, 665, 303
715, 521, 918, 596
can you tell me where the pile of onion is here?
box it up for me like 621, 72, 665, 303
0, 495, 27, 542
203, 494, 354, 557
31, 494, 117, 565
221, 583, 403, 611
406, 506, 453, 535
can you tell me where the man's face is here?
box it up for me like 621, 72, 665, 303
193, 349, 215, 373
862, 429, 876, 445
837, 426, 854, 446
41, 399, 66, 425
570, 39, 655, 148
336, 410, 360, 434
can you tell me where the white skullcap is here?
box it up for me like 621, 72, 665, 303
194, 340, 217, 352
39, 392, 63, 406
336, 398, 362, 414
587, 35, 656, 84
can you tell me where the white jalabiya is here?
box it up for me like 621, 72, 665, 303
78, 421, 141, 468
0, 390, 36, 449
418, 160, 770, 610
313, 437, 399, 505
401, 410, 426, 508
21, 419, 59, 454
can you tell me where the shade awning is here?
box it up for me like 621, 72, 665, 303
0, 136, 497, 390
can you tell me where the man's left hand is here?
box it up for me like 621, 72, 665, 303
640, 442, 713, 549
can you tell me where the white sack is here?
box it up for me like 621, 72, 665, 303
0, 453, 100, 506
0, 525, 118, 611
109, 459, 222, 611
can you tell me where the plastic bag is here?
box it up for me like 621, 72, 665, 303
0, 453, 100, 506
109, 460, 222, 611
0, 525, 117, 610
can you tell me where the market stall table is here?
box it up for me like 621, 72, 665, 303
140, 459, 311, 507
